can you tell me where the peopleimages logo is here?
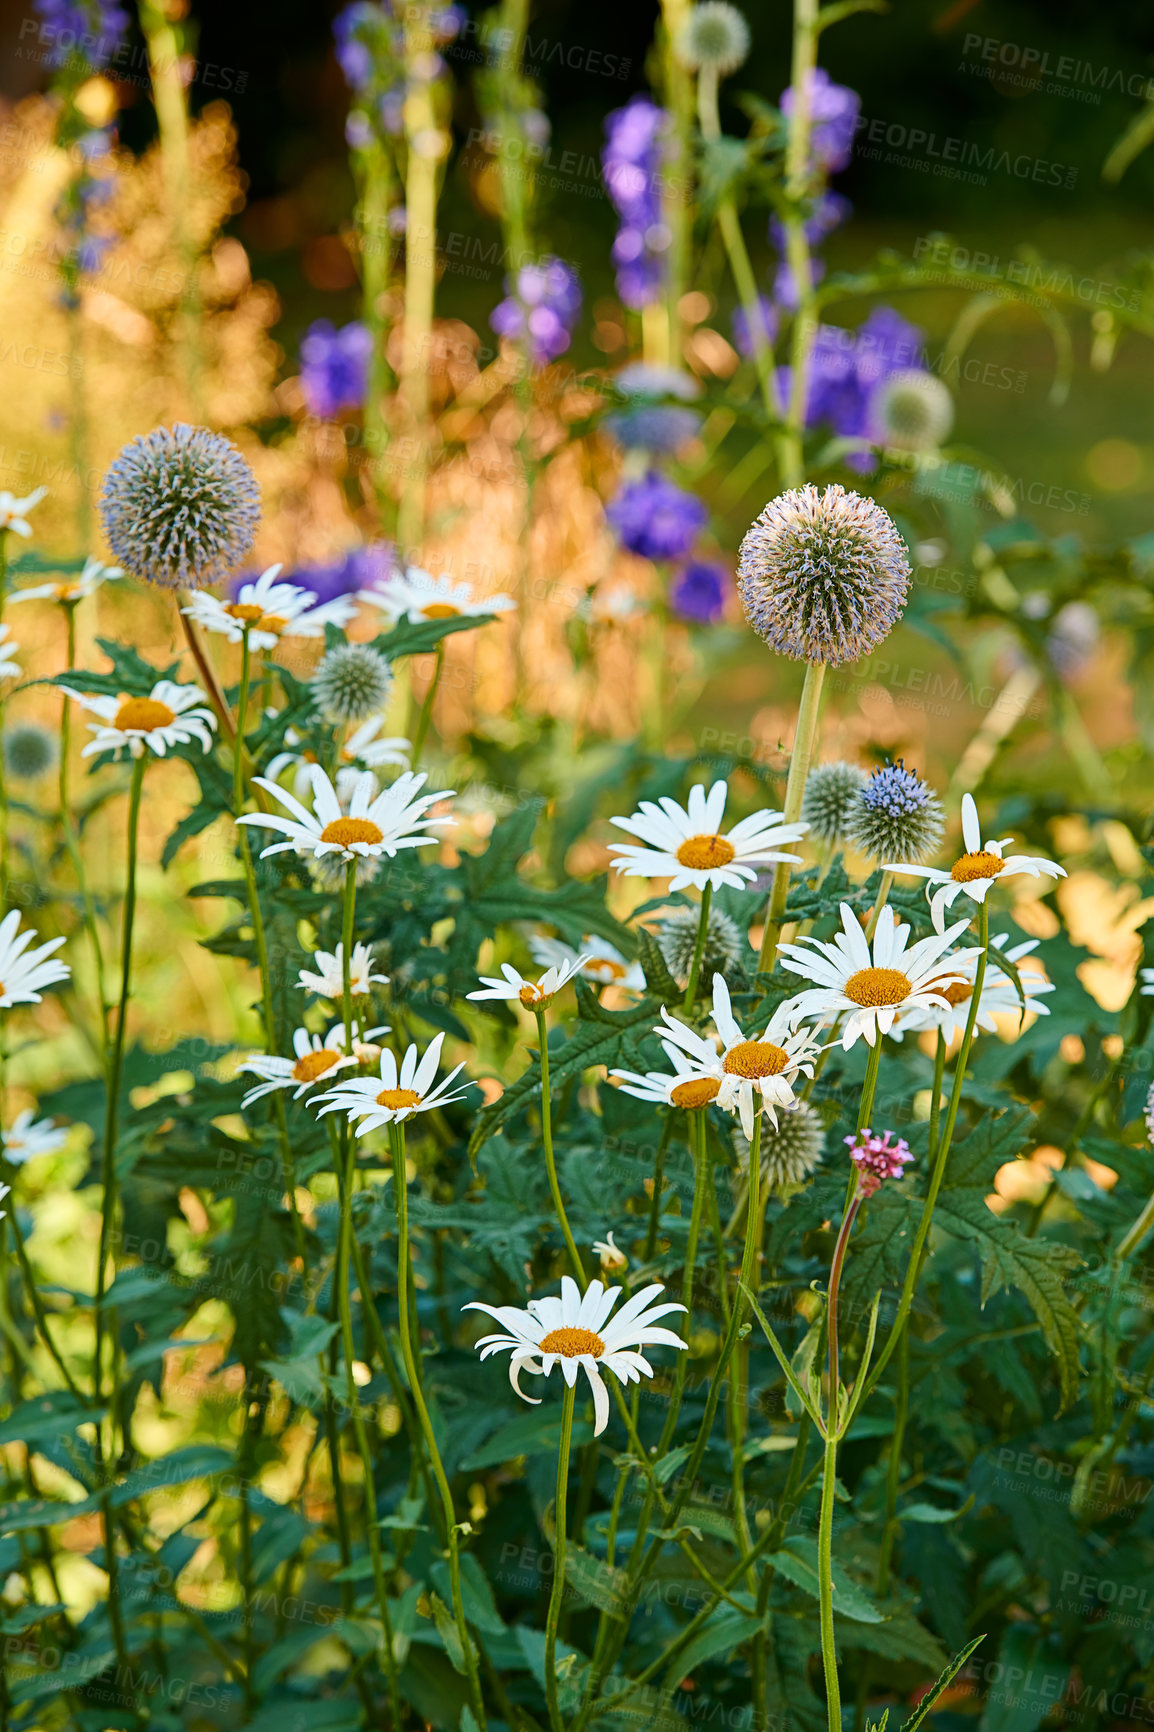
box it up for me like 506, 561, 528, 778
960, 33, 1154, 105
853, 115, 1077, 189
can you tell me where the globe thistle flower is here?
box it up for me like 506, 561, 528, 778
869, 369, 954, 453
735, 1099, 825, 1190
848, 759, 945, 865
3, 723, 58, 781
737, 483, 911, 666
310, 643, 393, 724
99, 423, 261, 590
657, 904, 746, 985
802, 760, 868, 846
845, 1127, 913, 1198
675, 2, 751, 74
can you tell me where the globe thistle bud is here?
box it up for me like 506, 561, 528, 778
3, 723, 58, 780
870, 370, 954, 453
735, 1100, 825, 1190
676, 2, 751, 74
99, 423, 261, 590
310, 643, 393, 723
801, 760, 868, 846
847, 759, 944, 865
737, 483, 911, 667
657, 905, 746, 985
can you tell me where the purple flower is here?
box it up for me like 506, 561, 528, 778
490, 257, 582, 364
603, 97, 670, 309
334, 3, 379, 90
777, 307, 925, 468
264, 544, 394, 607
300, 320, 373, 419
731, 296, 778, 359
769, 193, 850, 308
844, 1128, 913, 1198
781, 67, 861, 175
33, 0, 128, 68
607, 473, 706, 562
670, 560, 727, 624
604, 405, 700, 454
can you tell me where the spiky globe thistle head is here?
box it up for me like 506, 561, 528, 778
870, 369, 954, 453
801, 760, 869, 846
737, 483, 911, 667
99, 423, 261, 590
735, 1100, 825, 1190
657, 905, 746, 985
3, 723, 58, 780
676, 2, 751, 74
309, 643, 393, 723
847, 758, 945, 865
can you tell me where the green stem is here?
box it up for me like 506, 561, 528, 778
857, 1037, 882, 1137
536, 1007, 584, 1280
545, 1380, 577, 1732
864, 871, 894, 942
389, 1120, 488, 1726
927, 1030, 946, 1161
410, 639, 444, 769
759, 660, 825, 970
644, 1112, 677, 1260
682, 881, 713, 1014
817, 1425, 841, 1732
780, 0, 821, 490
341, 858, 358, 1055
60, 605, 110, 1044
397, 3, 442, 555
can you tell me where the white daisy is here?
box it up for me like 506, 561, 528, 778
316, 1032, 474, 1132
182, 564, 357, 652
64, 679, 217, 760
0, 1182, 8, 1220
777, 903, 984, 1050
656, 974, 823, 1137
266, 718, 411, 805
1141, 967, 1154, 998
10, 557, 123, 606
893, 933, 1056, 1042
463, 1275, 687, 1437
239, 1022, 388, 1108
529, 934, 645, 993
608, 780, 806, 893
592, 1231, 629, 1272
2, 1110, 68, 1164
611, 1040, 727, 1113
0, 625, 20, 682
466, 955, 588, 1011
885, 793, 1065, 931
0, 910, 70, 1007
359, 564, 516, 625
0, 487, 48, 538
239, 764, 453, 864
295, 942, 389, 999
584, 583, 646, 626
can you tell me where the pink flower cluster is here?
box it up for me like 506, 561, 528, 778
845, 1128, 913, 1197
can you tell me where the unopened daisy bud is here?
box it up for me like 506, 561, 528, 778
737, 483, 911, 667
99, 423, 261, 590
310, 642, 393, 723
657, 905, 746, 985
847, 759, 944, 865
736, 1099, 825, 1189
845, 1127, 912, 1197
676, 2, 751, 74
801, 760, 868, 846
593, 1231, 629, 1274
870, 369, 954, 453
3, 723, 58, 781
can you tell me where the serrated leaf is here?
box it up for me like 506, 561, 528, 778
770, 1535, 884, 1623
663, 1604, 761, 1685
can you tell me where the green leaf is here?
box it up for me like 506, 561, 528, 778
770, 1535, 885, 1624
558, 1543, 628, 1618
430, 1552, 506, 1634
0, 1392, 102, 1448
662, 1605, 761, 1685
460, 1408, 595, 1471
375, 612, 500, 661
902, 1633, 987, 1732
429, 1590, 469, 1674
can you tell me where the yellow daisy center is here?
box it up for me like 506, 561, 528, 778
844, 966, 912, 1008
225, 602, 266, 623
115, 697, 176, 732
292, 1049, 341, 1083
722, 1040, 789, 1078
519, 983, 548, 1007
320, 817, 384, 847
951, 850, 1005, 883
927, 979, 973, 1007
376, 1087, 422, 1109
258, 614, 288, 634
422, 602, 460, 618
586, 957, 627, 980
675, 833, 736, 871
539, 1326, 605, 1359
670, 1077, 721, 1109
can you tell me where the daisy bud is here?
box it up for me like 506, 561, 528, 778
675, 2, 751, 75
845, 1127, 912, 1197
847, 759, 945, 866
310, 643, 393, 724
735, 1100, 825, 1189
3, 723, 58, 781
593, 1231, 629, 1274
801, 760, 868, 846
99, 423, 261, 590
869, 369, 954, 453
737, 483, 911, 666
657, 905, 746, 986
